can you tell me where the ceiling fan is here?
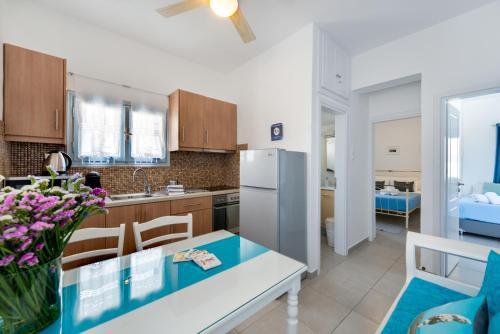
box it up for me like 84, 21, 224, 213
156, 0, 256, 44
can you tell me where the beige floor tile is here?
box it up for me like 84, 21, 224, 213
354, 290, 394, 324
235, 299, 283, 332
372, 271, 406, 299
309, 268, 370, 308
295, 287, 351, 334
239, 303, 316, 334
332, 311, 379, 334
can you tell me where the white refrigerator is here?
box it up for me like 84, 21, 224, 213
240, 149, 307, 264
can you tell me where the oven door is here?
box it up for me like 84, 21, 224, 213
213, 203, 240, 234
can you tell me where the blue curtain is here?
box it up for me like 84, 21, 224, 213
495, 124, 500, 183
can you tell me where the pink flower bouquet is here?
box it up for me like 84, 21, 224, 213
0, 167, 107, 333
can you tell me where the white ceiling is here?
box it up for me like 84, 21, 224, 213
36, 0, 496, 73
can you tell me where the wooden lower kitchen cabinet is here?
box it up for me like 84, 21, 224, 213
105, 196, 213, 255
171, 197, 213, 237
106, 201, 171, 255
62, 213, 106, 270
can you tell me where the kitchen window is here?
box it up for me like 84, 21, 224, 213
67, 73, 169, 166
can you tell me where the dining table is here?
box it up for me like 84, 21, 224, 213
41, 230, 307, 334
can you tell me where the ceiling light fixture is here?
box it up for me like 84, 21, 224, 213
209, 0, 238, 18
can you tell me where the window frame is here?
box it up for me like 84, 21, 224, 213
67, 90, 170, 167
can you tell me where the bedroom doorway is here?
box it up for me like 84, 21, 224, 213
373, 117, 422, 236
443, 88, 500, 282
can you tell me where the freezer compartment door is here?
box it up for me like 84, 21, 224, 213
239, 186, 279, 251
240, 149, 279, 189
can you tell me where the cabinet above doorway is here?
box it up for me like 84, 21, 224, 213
168, 90, 237, 153
317, 29, 351, 103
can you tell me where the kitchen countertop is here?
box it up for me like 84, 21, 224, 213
105, 188, 239, 208
321, 186, 335, 191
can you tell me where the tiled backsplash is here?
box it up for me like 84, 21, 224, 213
1, 121, 244, 194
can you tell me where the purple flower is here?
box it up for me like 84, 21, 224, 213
52, 210, 75, 222
0, 255, 15, 267
35, 243, 44, 251
17, 252, 38, 267
3, 226, 28, 240
17, 238, 32, 252
30, 221, 55, 232
91, 188, 107, 197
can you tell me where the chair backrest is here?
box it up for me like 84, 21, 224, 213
62, 224, 126, 265
133, 214, 193, 251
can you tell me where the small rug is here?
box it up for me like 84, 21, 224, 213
377, 222, 404, 234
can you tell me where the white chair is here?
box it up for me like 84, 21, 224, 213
62, 224, 126, 265
133, 214, 193, 251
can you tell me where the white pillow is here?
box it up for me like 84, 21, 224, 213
485, 192, 500, 205
473, 194, 490, 204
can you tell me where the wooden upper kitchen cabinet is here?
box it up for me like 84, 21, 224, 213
168, 89, 237, 152
204, 96, 237, 151
3, 44, 66, 144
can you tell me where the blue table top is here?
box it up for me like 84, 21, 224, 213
42, 234, 269, 334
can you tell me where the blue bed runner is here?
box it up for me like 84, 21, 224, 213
42, 235, 269, 334
460, 197, 500, 225
381, 278, 468, 334
376, 192, 421, 212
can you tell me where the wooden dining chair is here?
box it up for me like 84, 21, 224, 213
133, 214, 193, 251
62, 224, 126, 265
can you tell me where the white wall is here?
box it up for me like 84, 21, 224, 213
230, 25, 314, 152
374, 117, 421, 172
462, 93, 500, 194
369, 82, 421, 121
0, 0, 236, 120
351, 1, 500, 249
229, 24, 315, 268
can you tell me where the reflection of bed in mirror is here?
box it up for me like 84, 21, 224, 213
459, 197, 500, 238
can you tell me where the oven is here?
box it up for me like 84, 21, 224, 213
213, 192, 240, 234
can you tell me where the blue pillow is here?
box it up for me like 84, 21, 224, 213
490, 312, 500, 334
483, 183, 500, 195
409, 296, 488, 334
479, 251, 500, 317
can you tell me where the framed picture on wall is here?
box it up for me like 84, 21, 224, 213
386, 146, 400, 155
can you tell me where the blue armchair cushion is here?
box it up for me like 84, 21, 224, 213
408, 295, 488, 334
489, 312, 500, 334
479, 251, 500, 317
382, 278, 468, 334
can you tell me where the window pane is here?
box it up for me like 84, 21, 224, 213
130, 108, 166, 162
76, 97, 123, 160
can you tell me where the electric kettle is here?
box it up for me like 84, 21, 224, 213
42, 151, 72, 175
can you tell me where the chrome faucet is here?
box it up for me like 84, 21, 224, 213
133, 168, 152, 197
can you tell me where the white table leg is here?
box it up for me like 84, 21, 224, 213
287, 277, 301, 334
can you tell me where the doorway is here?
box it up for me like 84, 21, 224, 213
311, 93, 349, 274
373, 117, 422, 236
443, 88, 500, 283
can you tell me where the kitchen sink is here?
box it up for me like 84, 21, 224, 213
109, 193, 166, 201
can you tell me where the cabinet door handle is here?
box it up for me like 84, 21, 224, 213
55, 109, 59, 130
205, 130, 209, 144
182, 126, 185, 142
185, 203, 202, 209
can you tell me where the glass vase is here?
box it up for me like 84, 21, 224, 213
0, 257, 62, 334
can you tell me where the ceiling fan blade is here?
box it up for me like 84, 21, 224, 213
229, 7, 256, 43
157, 0, 208, 18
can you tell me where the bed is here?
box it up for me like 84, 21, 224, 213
375, 190, 421, 229
459, 197, 500, 238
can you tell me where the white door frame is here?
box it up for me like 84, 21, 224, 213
310, 92, 349, 274
368, 111, 421, 241
439, 85, 500, 275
